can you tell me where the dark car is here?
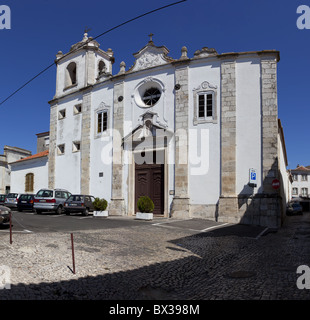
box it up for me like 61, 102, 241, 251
286, 202, 303, 216
17, 194, 35, 212
0, 194, 6, 205
0, 205, 11, 224
64, 195, 96, 216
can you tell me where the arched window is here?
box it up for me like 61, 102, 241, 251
25, 173, 34, 192
65, 62, 77, 87
98, 60, 106, 76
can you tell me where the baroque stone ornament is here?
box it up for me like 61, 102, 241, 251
129, 40, 174, 73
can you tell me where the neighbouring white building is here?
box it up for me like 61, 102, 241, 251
10, 32, 292, 228
0, 146, 32, 194
290, 165, 310, 199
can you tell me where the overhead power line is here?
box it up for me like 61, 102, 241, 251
0, 0, 187, 106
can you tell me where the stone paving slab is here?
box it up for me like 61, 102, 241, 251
0, 213, 309, 300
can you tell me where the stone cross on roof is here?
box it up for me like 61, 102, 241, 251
148, 33, 154, 43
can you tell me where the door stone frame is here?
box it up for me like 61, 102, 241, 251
128, 147, 168, 217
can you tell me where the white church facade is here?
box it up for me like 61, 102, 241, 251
11, 33, 290, 228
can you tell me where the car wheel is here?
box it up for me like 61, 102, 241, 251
83, 208, 89, 216
56, 206, 63, 215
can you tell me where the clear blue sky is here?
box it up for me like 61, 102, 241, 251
0, 0, 308, 169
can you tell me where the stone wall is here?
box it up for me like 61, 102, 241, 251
48, 103, 57, 189
80, 89, 92, 194
109, 80, 125, 215
218, 60, 239, 221
171, 63, 190, 219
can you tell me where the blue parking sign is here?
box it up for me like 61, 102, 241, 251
249, 169, 257, 184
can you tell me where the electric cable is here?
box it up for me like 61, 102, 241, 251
0, 0, 187, 106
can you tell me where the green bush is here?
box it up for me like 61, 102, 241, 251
93, 197, 108, 211
137, 196, 154, 213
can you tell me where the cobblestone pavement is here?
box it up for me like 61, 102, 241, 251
0, 212, 309, 300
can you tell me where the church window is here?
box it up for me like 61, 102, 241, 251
65, 62, 77, 87
198, 92, 213, 119
74, 104, 82, 115
98, 60, 106, 76
142, 87, 161, 107
25, 173, 34, 192
58, 109, 66, 120
72, 141, 81, 152
97, 110, 108, 134
57, 144, 65, 155
193, 81, 217, 125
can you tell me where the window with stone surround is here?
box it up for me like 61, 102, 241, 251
97, 110, 108, 134
292, 187, 298, 195
198, 92, 213, 119
65, 62, 77, 88
72, 141, 81, 153
73, 104, 82, 115
58, 109, 66, 120
57, 144, 65, 155
193, 81, 217, 125
301, 174, 308, 181
293, 174, 298, 181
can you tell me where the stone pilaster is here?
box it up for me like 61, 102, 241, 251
48, 102, 57, 189
261, 58, 279, 193
171, 63, 190, 219
260, 58, 281, 228
109, 80, 125, 215
80, 89, 92, 194
218, 61, 238, 220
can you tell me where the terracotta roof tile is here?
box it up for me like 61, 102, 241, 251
12, 150, 49, 164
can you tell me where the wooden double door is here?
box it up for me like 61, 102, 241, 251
135, 162, 164, 215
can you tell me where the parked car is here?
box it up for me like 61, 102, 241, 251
0, 205, 11, 224
64, 194, 96, 216
4, 193, 21, 209
286, 202, 303, 216
0, 194, 6, 205
17, 194, 35, 212
34, 189, 71, 214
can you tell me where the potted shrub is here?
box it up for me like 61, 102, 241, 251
136, 196, 154, 220
93, 197, 108, 217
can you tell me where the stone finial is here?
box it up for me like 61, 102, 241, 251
180, 46, 189, 60
107, 48, 114, 57
119, 61, 126, 74
56, 51, 63, 60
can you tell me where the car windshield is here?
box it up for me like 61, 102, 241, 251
20, 195, 33, 200
7, 193, 18, 198
68, 195, 83, 202
36, 190, 53, 197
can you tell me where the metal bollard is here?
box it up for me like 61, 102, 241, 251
71, 233, 75, 274
9, 212, 12, 244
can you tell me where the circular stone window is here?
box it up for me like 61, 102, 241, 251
142, 87, 161, 107
133, 79, 163, 108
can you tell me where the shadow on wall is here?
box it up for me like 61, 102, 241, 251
237, 158, 286, 228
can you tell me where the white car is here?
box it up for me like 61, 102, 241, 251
34, 189, 71, 214
4, 193, 21, 209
